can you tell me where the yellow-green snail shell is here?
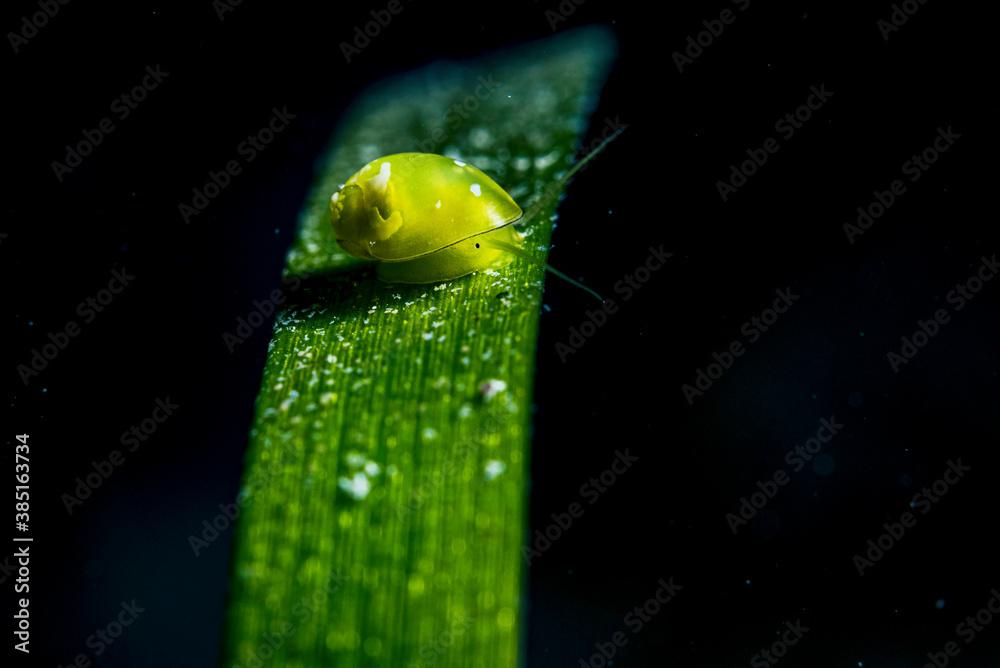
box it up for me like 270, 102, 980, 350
330, 153, 524, 283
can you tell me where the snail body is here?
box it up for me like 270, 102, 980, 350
329, 127, 624, 291
330, 153, 524, 283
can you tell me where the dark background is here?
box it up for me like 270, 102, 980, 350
3, 0, 994, 666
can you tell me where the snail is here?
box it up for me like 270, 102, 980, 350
329, 129, 623, 299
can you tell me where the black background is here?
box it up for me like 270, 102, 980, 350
4, 0, 995, 666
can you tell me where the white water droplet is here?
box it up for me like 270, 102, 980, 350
484, 460, 507, 481
479, 379, 508, 400
338, 473, 371, 500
